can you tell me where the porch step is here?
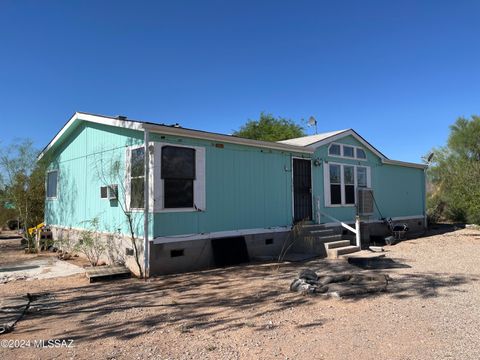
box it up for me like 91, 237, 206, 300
327, 245, 361, 259
324, 240, 351, 251
315, 234, 343, 242
85, 265, 131, 283
340, 250, 386, 260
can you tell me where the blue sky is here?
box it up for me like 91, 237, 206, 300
1, 0, 479, 162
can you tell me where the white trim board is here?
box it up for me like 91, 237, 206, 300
152, 227, 291, 245
39, 112, 312, 160
382, 158, 427, 169
304, 129, 387, 159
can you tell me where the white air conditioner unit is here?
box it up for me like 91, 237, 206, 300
357, 188, 374, 215
107, 184, 118, 200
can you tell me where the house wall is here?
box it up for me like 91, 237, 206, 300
44, 121, 151, 274
311, 135, 426, 226
148, 133, 308, 238
45, 121, 148, 236
44, 119, 308, 275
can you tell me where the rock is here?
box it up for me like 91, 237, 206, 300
298, 269, 318, 281
290, 278, 304, 292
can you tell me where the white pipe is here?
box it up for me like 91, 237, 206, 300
143, 129, 150, 279
355, 215, 361, 248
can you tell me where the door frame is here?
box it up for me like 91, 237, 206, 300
291, 157, 314, 223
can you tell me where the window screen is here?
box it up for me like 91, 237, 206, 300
131, 148, 145, 177
130, 147, 145, 208
357, 167, 367, 188
100, 186, 108, 199
162, 146, 195, 208
47, 171, 58, 198
161, 146, 195, 179
344, 166, 355, 204
329, 164, 341, 205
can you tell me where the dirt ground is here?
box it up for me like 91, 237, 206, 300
1, 226, 480, 360
0, 235, 85, 284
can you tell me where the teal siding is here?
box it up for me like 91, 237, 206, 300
149, 133, 306, 237
45, 121, 148, 237
44, 121, 425, 239
311, 135, 425, 223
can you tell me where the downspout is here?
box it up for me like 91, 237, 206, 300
143, 129, 150, 279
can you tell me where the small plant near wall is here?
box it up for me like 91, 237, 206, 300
75, 217, 106, 266
105, 228, 126, 266
24, 232, 37, 254
55, 227, 77, 260
277, 220, 308, 264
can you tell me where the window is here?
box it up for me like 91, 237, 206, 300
325, 163, 370, 206
343, 146, 354, 158
357, 167, 367, 188
100, 186, 108, 199
344, 166, 355, 204
161, 146, 195, 208
356, 148, 366, 159
46, 170, 58, 199
328, 144, 341, 156
329, 164, 341, 205
130, 147, 145, 209
328, 143, 367, 160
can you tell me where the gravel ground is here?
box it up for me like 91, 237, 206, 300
1, 226, 480, 360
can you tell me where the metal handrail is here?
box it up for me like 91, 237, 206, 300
318, 210, 361, 247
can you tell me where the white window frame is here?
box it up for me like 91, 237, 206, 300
324, 162, 371, 207
328, 143, 341, 156
125, 144, 148, 211
46, 169, 59, 200
153, 142, 206, 213
328, 142, 368, 161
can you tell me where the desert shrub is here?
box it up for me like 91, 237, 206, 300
75, 218, 105, 266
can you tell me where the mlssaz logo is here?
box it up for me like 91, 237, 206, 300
34, 339, 75, 348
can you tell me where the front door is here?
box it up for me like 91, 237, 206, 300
293, 158, 312, 222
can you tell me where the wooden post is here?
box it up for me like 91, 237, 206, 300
355, 216, 361, 248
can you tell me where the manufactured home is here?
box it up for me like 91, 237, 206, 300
40, 112, 426, 275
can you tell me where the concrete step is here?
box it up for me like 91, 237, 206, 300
327, 245, 361, 259
317, 234, 343, 241
302, 224, 341, 233
340, 250, 386, 260
308, 228, 337, 235
324, 240, 351, 251
85, 265, 131, 283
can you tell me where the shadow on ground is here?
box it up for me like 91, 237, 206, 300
5, 254, 477, 342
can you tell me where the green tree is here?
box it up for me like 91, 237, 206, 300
0, 139, 46, 243
233, 112, 305, 142
427, 115, 480, 224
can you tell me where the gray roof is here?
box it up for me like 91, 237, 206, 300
277, 129, 349, 147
